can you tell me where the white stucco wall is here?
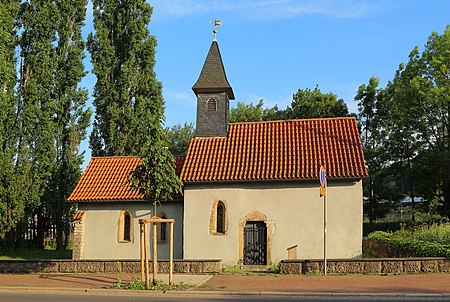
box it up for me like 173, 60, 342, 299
183, 180, 363, 265
77, 201, 183, 260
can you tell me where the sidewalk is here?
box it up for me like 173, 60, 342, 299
0, 273, 209, 290
0, 272, 449, 296
198, 273, 450, 295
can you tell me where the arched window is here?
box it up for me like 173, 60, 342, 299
216, 201, 225, 234
118, 210, 133, 243
123, 212, 131, 241
207, 98, 217, 111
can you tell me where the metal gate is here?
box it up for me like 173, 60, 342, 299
243, 221, 267, 265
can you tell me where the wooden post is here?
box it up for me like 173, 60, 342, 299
152, 221, 158, 284
144, 223, 150, 289
140, 223, 144, 281
169, 222, 174, 285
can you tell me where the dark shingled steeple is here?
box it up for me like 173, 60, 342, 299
192, 40, 235, 100
192, 40, 235, 137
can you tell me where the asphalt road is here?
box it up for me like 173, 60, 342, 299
0, 291, 448, 302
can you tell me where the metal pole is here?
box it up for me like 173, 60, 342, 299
324, 181, 327, 275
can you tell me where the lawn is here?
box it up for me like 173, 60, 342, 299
0, 246, 72, 260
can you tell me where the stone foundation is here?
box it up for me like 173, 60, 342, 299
280, 258, 450, 275
0, 259, 222, 274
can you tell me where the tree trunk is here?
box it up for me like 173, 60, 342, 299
368, 174, 374, 223
407, 157, 415, 222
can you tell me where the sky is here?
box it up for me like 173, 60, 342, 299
79, 0, 450, 167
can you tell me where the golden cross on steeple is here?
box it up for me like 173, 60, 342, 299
209, 20, 222, 41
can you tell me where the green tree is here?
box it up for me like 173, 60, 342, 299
420, 27, 450, 216
0, 0, 91, 248
88, 0, 163, 156
230, 99, 282, 122
42, 0, 91, 250
384, 27, 450, 217
0, 0, 21, 239
284, 86, 350, 119
129, 128, 182, 212
165, 123, 194, 155
383, 48, 429, 220
355, 76, 397, 221
2, 0, 60, 246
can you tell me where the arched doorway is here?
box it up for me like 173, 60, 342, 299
238, 210, 273, 266
243, 221, 267, 265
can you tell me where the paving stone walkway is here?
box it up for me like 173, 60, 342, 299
198, 273, 450, 294
0, 272, 449, 296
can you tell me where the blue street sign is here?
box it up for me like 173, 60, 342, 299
319, 166, 326, 188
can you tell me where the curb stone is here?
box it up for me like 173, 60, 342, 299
0, 287, 449, 298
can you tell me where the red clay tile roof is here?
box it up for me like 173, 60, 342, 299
180, 117, 367, 182
68, 155, 185, 202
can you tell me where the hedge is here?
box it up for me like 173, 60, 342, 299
367, 231, 450, 258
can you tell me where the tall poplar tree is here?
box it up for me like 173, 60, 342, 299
88, 0, 164, 156
0, 0, 91, 248
1, 0, 59, 246
42, 0, 91, 250
0, 0, 21, 239
90, 1, 181, 226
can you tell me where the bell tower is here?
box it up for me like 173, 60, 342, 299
192, 40, 235, 137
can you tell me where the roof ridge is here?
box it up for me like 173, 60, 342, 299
92, 156, 140, 160
230, 116, 356, 125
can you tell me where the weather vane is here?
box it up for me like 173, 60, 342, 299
209, 20, 222, 41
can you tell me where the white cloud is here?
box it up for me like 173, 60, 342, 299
151, 0, 395, 20
165, 89, 196, 104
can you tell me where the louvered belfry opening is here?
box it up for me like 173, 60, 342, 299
207, 98, 217, 111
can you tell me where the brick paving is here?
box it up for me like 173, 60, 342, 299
0, 273, 207, 290
0, 272, 449, 295
199, 273, 450, 294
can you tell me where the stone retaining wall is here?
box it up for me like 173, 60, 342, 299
363, 239, 417, 258
0, 259, 222, 274
280, 258, 450, 275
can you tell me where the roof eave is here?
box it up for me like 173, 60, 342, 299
182, 177, 366, 186
191, 86, 235, 100
70, 198, 145, 203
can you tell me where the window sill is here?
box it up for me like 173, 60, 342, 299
118, 240, 132, 243
211, 232, 226, 236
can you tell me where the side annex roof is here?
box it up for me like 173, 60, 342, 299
68, 155, 185, 202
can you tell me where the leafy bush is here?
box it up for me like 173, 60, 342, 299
412, 223, 450, 245
367, 226, 450, 258
407, 214, 449, 230
127, 278, 191, 291
363, 215, 449, 237
222, 265, 241, 274
128, 278, 146, 290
